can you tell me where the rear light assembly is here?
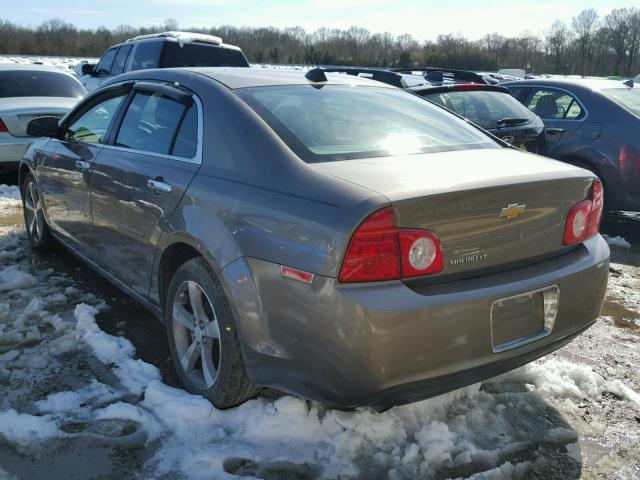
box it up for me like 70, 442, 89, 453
0, 119, 7, 133
563, 179, 604, 245
338, 207, 443, 283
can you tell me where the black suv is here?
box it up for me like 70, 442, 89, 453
78, 31, 249, 92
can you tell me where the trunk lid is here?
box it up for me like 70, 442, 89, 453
315, 148, 595, 278
0, 97, 77, 137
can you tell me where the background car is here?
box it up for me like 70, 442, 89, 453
20, 67, 608, 411
505, 78, 640, 212
78, 31, 249, 92
0, 64, 86, 174
326, 67, 545, 152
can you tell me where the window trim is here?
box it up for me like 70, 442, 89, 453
518, 85, 589, 122
101, 82, 203, 164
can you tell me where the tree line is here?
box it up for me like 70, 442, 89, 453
0, 7, 639, 76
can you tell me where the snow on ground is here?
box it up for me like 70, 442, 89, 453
0, 55, 98, 73
0, 185, 20, 212
0, 185, 639, 479
603, 235, 632, 249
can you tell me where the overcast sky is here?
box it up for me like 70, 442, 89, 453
6, 0, 632, 41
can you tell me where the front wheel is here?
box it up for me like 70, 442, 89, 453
21, 173, 55, 252
165, 257, 260, 408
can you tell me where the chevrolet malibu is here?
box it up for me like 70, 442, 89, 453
20, 67, 610, 410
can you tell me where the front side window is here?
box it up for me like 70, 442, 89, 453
0, 71, 85, 99
425, 91, 536, 130
237, 85, 497, 163
130, 41, 163, 71
111, 45, 132, 76
115, 91, 193, 156
527, 88, 584, 120
64, 94, 126, 144
95, 48, 117, 76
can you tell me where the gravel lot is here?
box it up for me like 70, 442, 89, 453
0, 179, 639, 480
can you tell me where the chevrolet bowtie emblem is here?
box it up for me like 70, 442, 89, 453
499, 203, 527, 219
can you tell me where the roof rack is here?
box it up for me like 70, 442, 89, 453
321, 67, 406, 88
391, 67, 489, 85
127, 31, 222, 46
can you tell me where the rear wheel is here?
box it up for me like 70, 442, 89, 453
165, 257, 260, 408
21, 174, 54, 252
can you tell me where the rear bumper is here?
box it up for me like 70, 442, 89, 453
221, 235, 610, 409
0, 136, 29, 168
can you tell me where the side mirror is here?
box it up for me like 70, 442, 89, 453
27, 116, 60, 137
81, 63, 96, 76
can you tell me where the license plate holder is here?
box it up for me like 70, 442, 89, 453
491, 286, 559, 353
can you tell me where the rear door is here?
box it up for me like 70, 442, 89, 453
90, 83, 200, 297
37, 89, 129, 254
524, 87, 585, 155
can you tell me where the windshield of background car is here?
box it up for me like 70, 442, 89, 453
602, 88, 640, 117
0, 71, 85, 99
425, 90, 536, 130
237, 85, 498, 162
161, 43, 249, 67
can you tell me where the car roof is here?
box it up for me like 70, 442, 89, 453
0, 64, 76, 75
183, 67, 399, 89
504, 77, 635, 92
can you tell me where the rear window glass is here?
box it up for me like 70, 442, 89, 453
425, 90, 536, 130
0, 71, 85, 98
130, 41, 163, 71
237, 85, 497, 163
602, 88, 640, 117
161, 42, 249, 68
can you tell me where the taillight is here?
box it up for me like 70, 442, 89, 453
0, 119, 7, 133
339, 207, 443, 283
563, 179, 603, 245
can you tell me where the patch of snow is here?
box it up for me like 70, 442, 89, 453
0, 184, 21, 213
603, 235, 631, 249
0, 265, 37, 292
0, 409, 61, 448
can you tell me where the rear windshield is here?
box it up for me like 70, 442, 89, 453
237, 85, 497, 163
0, 71, 85, 99
161, 42, 249, 68
423, 90, 536, 130
602, 88, 640, 117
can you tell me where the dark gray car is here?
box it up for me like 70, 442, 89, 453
20, 67, 609, 410
505, 78, 640, 212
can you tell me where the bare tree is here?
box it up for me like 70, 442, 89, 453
572, 9, 599, 75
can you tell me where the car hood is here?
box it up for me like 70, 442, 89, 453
313, 147, 592, 202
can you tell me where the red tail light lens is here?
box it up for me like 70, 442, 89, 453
586, 179, 603, 238
339, 207, 443, 283
398, 230, 443, 277
563, 179, 604, 245
0, 119, 7, 133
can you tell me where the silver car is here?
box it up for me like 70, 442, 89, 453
0, 65, 85, 173
20, 67, 609, 410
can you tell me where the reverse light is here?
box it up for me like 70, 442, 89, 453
563, 179, 604, 245
0, 119, 7, 133
339, 207, 443, 283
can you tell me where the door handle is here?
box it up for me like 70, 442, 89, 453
546, 128, 565, 135
147, 178, 172, 194
75, 160, 90, 170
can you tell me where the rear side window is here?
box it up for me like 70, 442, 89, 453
237, 85, 497, 163
95, 48, 117, 76
161, 42, 249, 68
0, 71, 85, 99
527, 88, 584, 120
425, 91, 536, 130
115, 91, 196, 157
64, 94, 127, 144
130, 41, 163, 71
172, 105, 198, 157
111, 45, 132, 76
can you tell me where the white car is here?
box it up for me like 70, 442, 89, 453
0, 65, 86, 173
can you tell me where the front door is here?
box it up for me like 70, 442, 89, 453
90, 87, 200, 297
38, 92, 128, 254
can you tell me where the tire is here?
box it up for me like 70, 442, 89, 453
164, 257, 260, 408
21, 173, 55, 252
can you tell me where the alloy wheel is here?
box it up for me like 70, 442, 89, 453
24, 180, 44, 244
171, 280, 221, 389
